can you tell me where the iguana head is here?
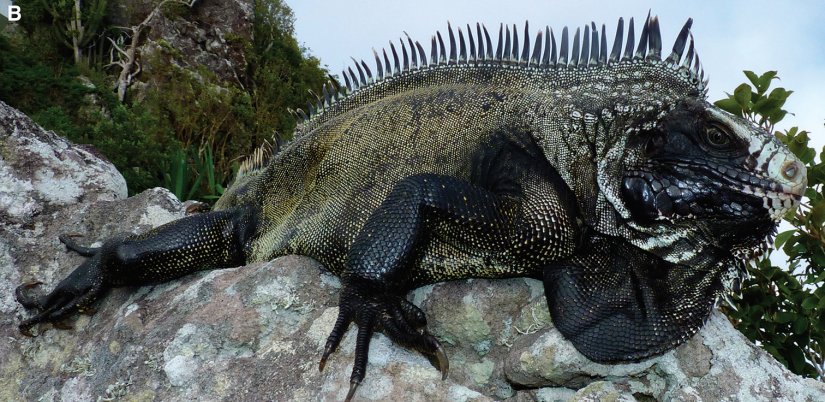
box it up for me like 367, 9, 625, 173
617, 98, 806, 260
583, 17, 809, 266
480, 14, 807, 268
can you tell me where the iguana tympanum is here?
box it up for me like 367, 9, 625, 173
16, 14, 806, 400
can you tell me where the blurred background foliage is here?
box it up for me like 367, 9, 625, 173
716, 71, 825, 380
0, 0, 326, 200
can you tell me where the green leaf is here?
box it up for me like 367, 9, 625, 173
714, 97, 742, 116
753, 97, 783, 118
788, 348, 808, 373
793, 317, 809, 333
814, 320, 825, 335
756, 71, 778, 94
744, 70, 760, 88
768, 87, 793, 102
171, 149, 186, 200
809, 164, 825, 187
768, 109, 788, 126
185, 171, 203, 202
812, 252, 825, 269
734, 84, 753, 109
801, 296, 819, 310
774, 230, 795, 248
775, 311, 796, 323
786, 131, 815, 163
809, 270, 825, 284
811, 200, 825, 228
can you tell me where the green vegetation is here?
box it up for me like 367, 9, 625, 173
0, 0, 326, 200
716, 71, 825, 380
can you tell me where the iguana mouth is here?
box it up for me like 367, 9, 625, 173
622, 158, 803, 225
693, 163, 803, 221
682, 155, 802, 215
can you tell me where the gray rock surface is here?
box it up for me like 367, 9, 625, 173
3, 102, 825, 401
109, 0, 252, 91
141, 0, 252, 85
0, 100, 127, 225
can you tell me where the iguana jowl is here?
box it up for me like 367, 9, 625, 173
16, 14, 806, 399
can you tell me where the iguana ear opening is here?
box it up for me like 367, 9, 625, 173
542, 236, 724, 363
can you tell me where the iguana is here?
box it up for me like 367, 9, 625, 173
16, 14, 806, 400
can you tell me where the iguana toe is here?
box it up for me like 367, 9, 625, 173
16, 255, 107, 336
17, 285, 96, 336
15, 281, 44, 309
320, 284, 448, 400
58, 234, 100, 256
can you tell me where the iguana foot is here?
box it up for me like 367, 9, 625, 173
319, 284, 448, 401
16, 253, 107, 337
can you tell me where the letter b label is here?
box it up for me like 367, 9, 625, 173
8, 5, 21, 21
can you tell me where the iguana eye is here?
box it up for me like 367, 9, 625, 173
702, 125, 732, 149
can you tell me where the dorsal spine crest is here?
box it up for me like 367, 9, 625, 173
294, 14, 706, 135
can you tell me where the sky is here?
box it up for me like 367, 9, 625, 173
290, 0, 825, 150
0, 1, 10, 19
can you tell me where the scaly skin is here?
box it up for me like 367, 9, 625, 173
16, 15, 806, 400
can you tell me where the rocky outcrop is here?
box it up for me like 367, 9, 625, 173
0, 100, 126, 225
2, 101, 825, 401
141, 0, 252, 85
107, 0, 253, 92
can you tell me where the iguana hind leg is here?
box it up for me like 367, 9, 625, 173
16, 206, 258, 336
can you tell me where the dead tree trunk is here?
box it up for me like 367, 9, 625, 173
108, 0, 197, 102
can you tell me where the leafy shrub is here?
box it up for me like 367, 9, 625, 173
0, 35, 92, 116
164, 145, 228, 203
717, 71, 825, 380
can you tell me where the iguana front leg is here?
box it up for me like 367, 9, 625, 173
543, 235, 726, 363
15, 206, 258, 335
322, 169, 583, 400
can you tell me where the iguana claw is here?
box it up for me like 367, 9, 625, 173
320, 283, 448, 400
433, 341, 450, 380
318, 342, 335, 372
344, 380, 359, 402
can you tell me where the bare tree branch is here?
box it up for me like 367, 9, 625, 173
108, 0, 198, 102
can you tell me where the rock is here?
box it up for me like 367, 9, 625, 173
570, 381, 637, 401
0, 100, 126, 225
134, 0, 253, 86
532, 387, 577, 402
3, 101, 825, 401
504, 309, 825, 401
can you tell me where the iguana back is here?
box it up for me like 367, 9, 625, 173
216, 19, 734, 279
